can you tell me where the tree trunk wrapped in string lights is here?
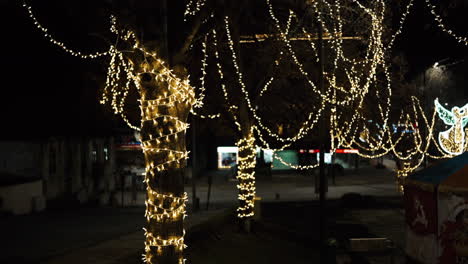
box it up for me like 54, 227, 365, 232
135, 51, 195, 263
236, 127, 257, 218
100, 18, 196, 263
101, 25, 195, 262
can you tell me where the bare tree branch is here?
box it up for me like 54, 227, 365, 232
172, 15, 203, 66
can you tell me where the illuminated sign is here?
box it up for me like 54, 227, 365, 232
217, 146, 238, 169
316, 153, 332, 164
335, 149, 359, 154
298, 149, 359, 154
216, 147, 274, 169
116, 134, 141, 150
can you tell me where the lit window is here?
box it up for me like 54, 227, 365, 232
104, 147, 109, 161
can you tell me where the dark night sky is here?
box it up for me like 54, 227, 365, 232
0, 0, 466, 139
0, 1, 115, 138
392, 0, 468, 108
394, 0, 468, 76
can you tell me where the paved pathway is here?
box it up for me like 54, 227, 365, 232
41, 208, 232, 264
0, 166, 401, 264
119, 166, 399, 206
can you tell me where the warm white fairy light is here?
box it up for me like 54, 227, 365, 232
190, 34, 220, 120
344, 95, 454, 182
142, 228, 187, 264
144, 192, 188, 222
100, 43, 142, 131
296, 1, 431, 179
414, 98, 452, 158
184, 0, 207, 20
137, 66, 191, 263
224, 16, 326, 146
299, 2, 454, 178
423, 0, 468, 46
219, 1, 461, 181
223, 16, 256, 115
266, 0, 390, 149
236, 128, 257, 218
212, 28, 243, 132
265, 2, 322, 99
24, 4, 141, 130
23, 1, 109, 59
269, 0, 386, 111
194, 36, 208, 109
194, 1, 459, 182
104, 19, 195, 263
209, 1, 392, 172
258, 77, 275, 97
313, 0, 406, 163
221, 16, 325, 171
275, 152, 320, 170
387, 0, 415, 50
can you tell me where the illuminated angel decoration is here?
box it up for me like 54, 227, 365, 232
434, 98, 468, 155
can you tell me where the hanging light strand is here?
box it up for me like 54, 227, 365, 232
423, 0, 468, 46
190, 33, 220, 119
23, 1, 109, 59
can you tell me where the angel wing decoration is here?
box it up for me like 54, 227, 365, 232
435, 98, 455, 126
435, 98, 467, 155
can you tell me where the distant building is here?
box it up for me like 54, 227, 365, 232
0, 137, 117, 215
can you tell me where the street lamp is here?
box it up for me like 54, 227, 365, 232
422, 60, 445, 167
424, 59, 450, 109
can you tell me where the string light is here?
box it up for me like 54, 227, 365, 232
312, 0, 414, 165
184, 0, 207, 20
101, 44, 142, 131
266, 0, 391, 150
191, 1, 459, 186
212, 28, 243, 132
23, 1, 109, 59
220, 15, 326, 171
268, 0, 387, 116
190, 34, 220, 119
198, 0, 463, 184
346, 96, 453, 182
136, 48, 193, 263
266, 0, 448, 180
212, 1, 393, 173
236, 128, 257, 218
143, 228, 187, 264
224, 15, 325, 145
423, 0, 468, 46
103, 17, 195, 264
387, 0, 415, 50
216, 15, 327, 173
